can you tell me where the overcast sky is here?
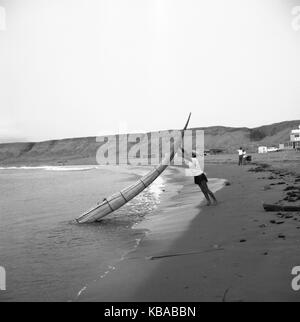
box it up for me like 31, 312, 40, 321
0, 0, 299, 142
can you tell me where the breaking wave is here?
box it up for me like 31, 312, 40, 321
0, 165, 98, 171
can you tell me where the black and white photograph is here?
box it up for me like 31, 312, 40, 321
0, 0, 300, 305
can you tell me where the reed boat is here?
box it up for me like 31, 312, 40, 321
76, 113, 191, 223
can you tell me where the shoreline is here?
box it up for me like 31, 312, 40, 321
78, 168, 227, 302
133, 169, 226, 251
0, 164, 173, 302
79, 160, 300, 302
2, 156, 299, 301
72, 167, 174, 301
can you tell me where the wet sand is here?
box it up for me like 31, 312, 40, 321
79, 158, 300, 302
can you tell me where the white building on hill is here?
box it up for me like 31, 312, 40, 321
281, 125, 300, 150
258, 146, 268, 153
290, 125, 300, 144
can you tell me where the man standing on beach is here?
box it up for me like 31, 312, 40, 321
182, 149, 217, 206
238, 147, 243, 166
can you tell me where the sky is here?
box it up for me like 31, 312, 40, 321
0, 0, 300, 142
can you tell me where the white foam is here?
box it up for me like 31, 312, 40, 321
0, 165, 99, 171
148, 176, 165, 200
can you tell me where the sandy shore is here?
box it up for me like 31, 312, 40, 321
79, 157, 300, 302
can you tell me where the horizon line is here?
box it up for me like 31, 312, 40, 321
1, 119, 300, 145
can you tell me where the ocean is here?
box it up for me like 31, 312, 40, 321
0, 165, 165, 302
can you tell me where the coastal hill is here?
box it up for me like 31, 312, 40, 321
0, 120, 299, 166
192, 120, 300, 153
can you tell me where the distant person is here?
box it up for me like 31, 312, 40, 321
238, 147, 243, 166
182, 149, 217, 206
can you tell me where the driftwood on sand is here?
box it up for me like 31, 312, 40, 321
263, 203, 300, 212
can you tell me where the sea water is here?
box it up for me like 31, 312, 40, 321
0, 166, 164, 302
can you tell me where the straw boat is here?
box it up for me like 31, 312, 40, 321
76, 113, 191, 223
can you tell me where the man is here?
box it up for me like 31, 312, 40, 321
182, 149, 217, 206
238, 147, 243, 166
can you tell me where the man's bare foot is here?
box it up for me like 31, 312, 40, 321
206, 201, 212, 206
213, 200, 218, 205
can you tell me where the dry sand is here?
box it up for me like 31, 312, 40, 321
79, 155, 300, 302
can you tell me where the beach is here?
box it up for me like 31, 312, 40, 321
79, 152, 300, 302
1, 152, 299, 302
